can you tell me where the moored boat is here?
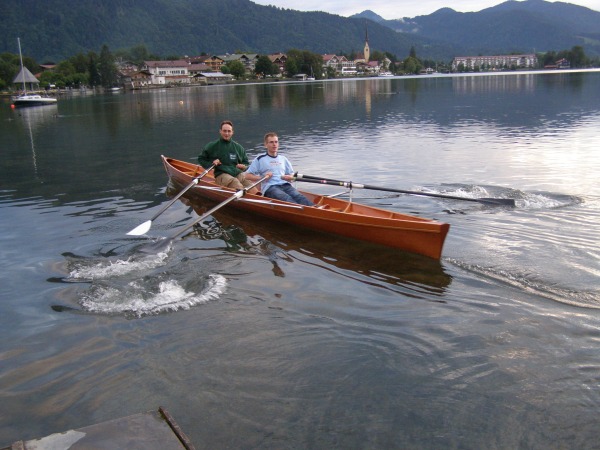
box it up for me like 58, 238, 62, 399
11, 38, 58, 108
11, 93, 57, 107
161, 156, 450, 259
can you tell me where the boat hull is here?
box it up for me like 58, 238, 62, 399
12, 95, 57, 107
162, 156, 450, 259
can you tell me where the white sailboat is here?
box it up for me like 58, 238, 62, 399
11, 38, 58, 108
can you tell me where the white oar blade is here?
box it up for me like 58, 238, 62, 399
127, 220, 152, 236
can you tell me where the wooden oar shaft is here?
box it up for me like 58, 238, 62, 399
294, 174, 515, 207
150, 164, 215, 221
140, 176, 267, 253
170, 175, 267, 240
127, 164, 216, 235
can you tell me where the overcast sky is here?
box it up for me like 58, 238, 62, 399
251, 0, 600, 19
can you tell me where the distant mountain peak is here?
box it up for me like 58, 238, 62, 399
350, 10, 386, 22
432, 7, 457, 14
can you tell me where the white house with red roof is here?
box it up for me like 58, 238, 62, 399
141, 60, 191, 85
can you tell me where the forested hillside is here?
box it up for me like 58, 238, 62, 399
1, 0, 451, 62
4, 0, 599, 66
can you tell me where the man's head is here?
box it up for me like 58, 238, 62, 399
219, 120, 234, 141
264, 132, 279, 156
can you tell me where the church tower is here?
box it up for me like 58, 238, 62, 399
363, 23, 370, 63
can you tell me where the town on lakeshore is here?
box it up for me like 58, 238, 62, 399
3, 29, 590, 96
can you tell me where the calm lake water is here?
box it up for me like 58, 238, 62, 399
1, 71, 600, 448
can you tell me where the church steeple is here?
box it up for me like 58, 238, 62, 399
364, 22, 370, 63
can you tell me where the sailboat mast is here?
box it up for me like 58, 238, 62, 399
17, 37, 26, 92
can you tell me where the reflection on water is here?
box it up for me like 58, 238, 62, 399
9, 104, 58, 180
185, 198, 453, 296
2, 71, 599, 203
2, 71, 600, 448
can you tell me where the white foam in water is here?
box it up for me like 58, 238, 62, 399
79, 274, 227, 317
518, 193, 567, 209
425, 185, 573, 210
68, 252, 170, 280
422, 185, 491, 199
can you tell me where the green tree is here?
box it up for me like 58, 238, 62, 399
569, 46, 587, 67
254, 55, 275, 78
69, 52, 89, 73
286, 49, 323, 78
70, 72, 89, 87
130, 45, 152, 65
226, 60, 245, 79
306, 52, 323, 78
370, 50, 385, 62
39, 70, 65, 88
38, 69, 53, 84
22, 55, 39, 74
88, 51, 101, 86
56, 60, 76, 78
0, 57, 18, 88
0, 52, 40, 89
384, 51, 398, 74
542, 51, 556, 67
403, 56, 422, 74
284, 58, 298, 77
98, 44, 118, 87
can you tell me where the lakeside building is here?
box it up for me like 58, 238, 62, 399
452, 54, 538, 71
323, 54, 357, 75
141, 60, 191, 85
193, 72, 234, 84
219, 54, 259, 75
544, 58, 571, 69
188, 55, 226, 72
268, 53, 288, 75
120, 50, 391, 89
187, 63, 212, 77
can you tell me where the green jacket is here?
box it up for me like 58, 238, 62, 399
198, 138, 249, 177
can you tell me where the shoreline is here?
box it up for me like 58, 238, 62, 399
3, 68, 599, 99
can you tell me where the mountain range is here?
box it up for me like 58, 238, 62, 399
2, 0, 599, 63
353, 0, 600, 58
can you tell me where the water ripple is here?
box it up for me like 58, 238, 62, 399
55, 250, 228, 318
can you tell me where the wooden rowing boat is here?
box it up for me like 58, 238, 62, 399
161, 156, 450, 259
183, 199, 453, 289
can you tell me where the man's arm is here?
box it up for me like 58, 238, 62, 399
237, 144, 250, 167
198, 143, 215, 168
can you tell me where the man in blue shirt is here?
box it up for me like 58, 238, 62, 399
246, 132, 314, 206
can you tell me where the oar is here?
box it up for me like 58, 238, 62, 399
127, 164, 216, 236
294, 174, 516, 207
141, 176, 267, 253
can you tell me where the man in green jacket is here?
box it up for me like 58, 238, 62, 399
198, 120, 257, 193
